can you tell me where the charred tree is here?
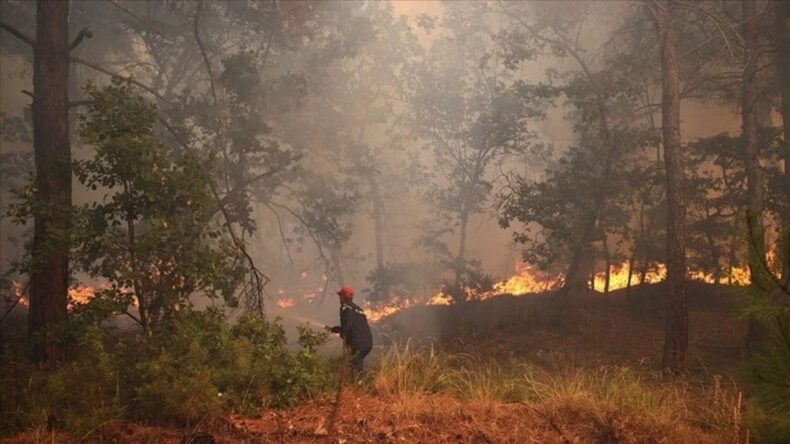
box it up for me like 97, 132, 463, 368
29, 0, 72, 365
649, 0, 688, 375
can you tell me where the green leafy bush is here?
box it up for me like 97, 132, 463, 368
744, 315, 790, 444
0, 309, 331, 436
0, 326, 124, 437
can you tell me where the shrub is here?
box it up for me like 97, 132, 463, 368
744, 314, 790, 443
0, 308, 331, 437
0, 326, 124, 437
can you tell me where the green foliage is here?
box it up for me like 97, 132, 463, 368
440, 259, 495, 303
72, 80, 246, 329
744, 403, 790, 444
747, 316, 790, 412
0, 326, 124, 437
365, 261, 444, 304
128, 310, 331, 421
0, 310, 331, 436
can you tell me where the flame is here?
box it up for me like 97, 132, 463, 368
687, 266, 751, 286
364, 300, 414, 322
276, 298, 296, 308
68, 285, 96, 309
590, 259, 763, 292
362, 263, 559, 322
591, 262, 666, 292
7, 281, 29, 307
428, 292, 452, 306
493, 263, 564, 296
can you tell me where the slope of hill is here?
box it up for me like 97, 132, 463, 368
378, 281, 747, 374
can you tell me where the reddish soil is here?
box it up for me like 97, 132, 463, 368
3, 390, 724, 444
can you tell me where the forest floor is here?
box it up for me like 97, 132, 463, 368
3, 282, 748, 443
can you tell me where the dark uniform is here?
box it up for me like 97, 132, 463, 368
332, 300, 372, 377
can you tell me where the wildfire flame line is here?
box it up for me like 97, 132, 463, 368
6, 250, 776, 324
361, 256, 775, 322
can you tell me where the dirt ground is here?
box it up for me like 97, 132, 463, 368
4, 390, 725, 444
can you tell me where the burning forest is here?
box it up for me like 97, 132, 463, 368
1, 1, 789, 443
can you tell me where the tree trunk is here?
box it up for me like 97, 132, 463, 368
742, 0, 771, 352
776, 0, 790, 285
560, 212, 595, 296
330, 246, 346, 287
640, 257, 649, 285
29, 0, 71, 366
368, 174, 386, 272
627, 201, 646, 293
457, 206, 470, 272
602, 234, 612, 295
652, 0, 687, 375
742, 0, 767, 288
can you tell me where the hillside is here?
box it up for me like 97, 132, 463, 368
378, 281, 747, 374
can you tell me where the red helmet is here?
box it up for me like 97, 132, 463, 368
337, 286, 354, 300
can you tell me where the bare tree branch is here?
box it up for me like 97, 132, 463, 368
155, 114, 272, 313
70, 55, 172, 105
0, 21, 35, 48
264, 203, 295, 266
69, 27, 93, 51
1, 280, 29, 324
193, 2, 218, 108
104, 0, 174, 43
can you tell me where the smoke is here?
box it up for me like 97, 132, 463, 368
0, 0, 753, 334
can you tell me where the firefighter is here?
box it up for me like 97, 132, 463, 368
329, 286, 372, 378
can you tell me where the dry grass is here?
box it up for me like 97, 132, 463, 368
2, 343, 744, 444
367, 340, 743, 424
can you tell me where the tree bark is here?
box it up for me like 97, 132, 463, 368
627, 201, 646, 293
602, 232, 612, 294
561, 213, 595, 296
330, 246, 346, 287
651, 0, 687, 375
456, 205, 470, 280
742, 0, 767, 285
29, 0, 71, 366
776, 0, 790, 285
368, 174, 386, 272
742, 0, 770, 352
